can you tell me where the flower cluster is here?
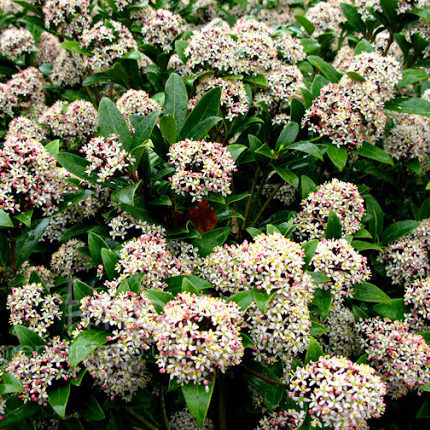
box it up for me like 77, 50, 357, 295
34, 32, 61, 65
115, 233, 187, 288
116, 89, 161, 129
404, 277, 430, 321
154, 292, 244, 386
290, 355, 386, 430
262, 177, 296, 206
168, 139, 236, 202
108, 211, 166, 240
80, 21, 137, 71
6, 283, 62, 338
50, 239, 90, 277
359, 318, 430, 398
305, 1, 344, 39
295, 178, 365, 240
255, 410, 305, 430
0, 27, 35, 60
274, 32, 306, 64
409, 218, 430, 248
170, 410, 214, 430
190, 76, 248, 121
377, 238, 429, 285
5, 116, 47, 143
81, 135, 134, 182
310, 239, 371, 300
5, 339, 77, 405
50, 50, 86, 87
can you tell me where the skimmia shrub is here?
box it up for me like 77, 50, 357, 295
1, 0, 430, 429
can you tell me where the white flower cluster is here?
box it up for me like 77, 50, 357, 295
0, 27, 35, 60
168, 139, 236, 202
80, 21, 137, 71
115, 232, 188, 287
154, 292, 244, 386
78, 290, 157, 400
81, 134, 134, 182
166, 240, 203, 273
384, 113, 430, 169
170, 410, 214, 430
311, 239, 371, 300
0, 135, 73, 214
356, 0, 424, 20
404, 277, 430, 322
132, 8, 185, 52
295, 178, 365, 240
255, 409, 305, 430
50, 50, 86, 87
0, 67, 45, 118
5, 116, 47, 142
409, 218, 430, 248
262, 176, 296, 206
377, 238, 429, 285
290, 355, 386, 430
273, 32, 306, 65
6, 282, 62, 338
5, 339, 77, 405
359, 317, 430, 398
34, 31, 61, 66
43, 0, 90, 38
50, 239, 90, 277
305, 1, 344, 38
19, 262, 56, 288
116, 89, 161, 129
108, 211, 166, 240
190, 76, 248, 121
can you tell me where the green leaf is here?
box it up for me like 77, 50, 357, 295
145, 290, 175, 314
88, 232, 109, 265
287, 141, 324, 161
227, 144, 247, 161
326, 211, 342, 239
83, 394, 106, 422
380, 220, 419, 244
73, 280, 94, 301
54, 152, 92, 181
69, 329, 110, 369
187, 116, 222, 140
160, 114, 177, 144
352, 305, 368, 322
307, 56, 343, 83
397, 68, 429, 88
14, 325, 45, 350
246, 227, 263, 238
179, 87, 221, 140
305, 337, 324, 364
380, 0, 398, 23
356, 141, 394, 165
245, 74, 268, 87
0, 209, 14, 228
181, 278, 200, 295
351, 240, 383, 252
417, 400, 430, 419
45, 139, 60, 156
164, 73, 188, 131
340, 3, 366, 34
364, 194, 384, 241
165, 275, 213, 295
15, 217, 50, 267
275, 122, 299, 153
48, 383, 71, 419
300, 175, 317, 200
354, 40, 374, 54
308, 272, 331, 284
101, 248, 119, 280
273, 165, 299, 188
175, 40, 188, 63
310, 75, 330, 98
14, 209, 33, 228
60, 40, 91, 56
111, 181, 141, 206
226, 290, 254, 311
311, 289, 332, 320
373, 298, 408, 321
130, 110, 160, 147
295, 15, 315, 35
346, 71, 365, 82
98, 97, 132, 151
181, 380, 215, 428
252, 288, 276, 314
326, 144, 347, 171
385, 97, 430, 116
353, 282, 392, 304
303, 239, 319, 268
0, 398, 38, 426
310, 320, 327, 336
192, 227, 230, 258
291, 98, 306, 123
419, 197, 430, 220
241, 333, 255, 348
0, 373, 24, 395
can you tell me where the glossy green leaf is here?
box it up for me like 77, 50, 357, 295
287, 141, 324, 161
101, 248, 119, 280
181, 380, 215, 428
160, 114, 177, 144
326, 211, 342, 239
192, 227, 230, 258
69, 329, 110, 369
311, 289, 332, 320
111, 181, 141, 206
145, 290, 175, 314
373, 298, 408, 321
48, 383, 71, 419
380, 220, 419, 244
275, 122, 299, 153
300, 175, 317, 200
130, 110, 160, 147
83, 394, 106, 422
364, 194, 384, 241
0, 373, 24, 395
356, 142, 394, 165
252, 288, 276, 314
226, 290, 254, 311
353, 282, 392, 304
73, 280, 94, 301
88, 232, 109, 265
397, 68, 429, 88
305, 337, 324, 364
340, 3, 366, 34
0, 209, 14, 228
416, 399, 430, 418
307, 55, 343, 83
187, 116, 222, 140
326, 144, 347, 171
355, 40, 374, 54
385, 97, 430, 116
295, 15, 315, 35
14, 325, 45, 350
310, 319, 327, 336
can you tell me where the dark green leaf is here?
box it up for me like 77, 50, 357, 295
192, 227, 230, 258
69, 329, 110, 369
300, 175, 317, 200
0, 209, 14, 228
181, 380, 215, 428
417, 400, 430, 418
181, 278, 200, 295
226, 290, 254, 311
291, 98, 306, 123
385, 97, 430, 116
14, 325, 45, 350
245, 74, 268, 87
340, 3, 366, 34
295, 15, 315, 35
54, 152, 92, 181
373, 298, 408, 321
287, 141, 324, 161
88, 232, 109, 265
164, 73, 188, 131
308, 272, 331, 284
160, 115, 177, 144
351, 240, 383, 252
356, 141, 394, 165
275, 122, 299, 153
60, 41, 91, 56
145, 290, 175, 314
48, 383, 71, 419
83, 394, 106, 422
354, 40, 374, 54
311, 289, 332, 320
0, 398, 38, 426
273, 165, 299, 188
101, 248, 119, 280
326, 144, 347, 171
310, 75, 330, 98
130, 110, 160, 147
175, 40, 188, 64
0, 373, 24, 395
326, 211, 342, 239
252, 288, 276, 314
187, 116, 222, 140
364, 194, 384, 241
305, 337, 324, 364
310, 320, 327, 336
353, 282, 392, 304
307, 56, 343, 83
380, 0, 398, 23
397, 68, 429, 88
346, 71, 365, 82
73, 280, 94, 301
111, 181, 141, 206
380, 220, 419, 244
303, 239, 319, 268
227, 144, 247, 161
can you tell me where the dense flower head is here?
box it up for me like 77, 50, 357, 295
384, 113, 430, 169
200, 232, 306, 295
132, 7, 185, 52
0, 135, 73, 214
404, 277, 430, 321
255, 409, 305, 430
0, 27, 35, 60
355, 0, 424, 19
0, 0, 22, 13
5, 338, 77, 405
108, 211, 166, 240
81, 134, 134, 182
311, 239, 371, 300
5, 116, 47, 143
34, 31, 61, 65
359, 317, 430, 398
64, 100, 98, 141
6, 282, 62, 338
377, 238, 429, 285
262, 173, 296, 206
43, 0, 91, 38
290, 355, 386, 429
166, 240, 203, 273
295, 179, 365, 240
273, 32, 306, 65
190, 76, 248, 121
246, 273, 314, 364
154, 292, 244, 386
332, 45, 355, 71
116, 89, 161, 129
409, 218, 430, 248
170, 409, 214, 430
50, 239, 90, 277
168, 139, 236, 202
115, 232, 188, 288
306, 1, 344, 38
80, 20, 137, 71
49, 50, 86, 87
19, 262, 56, 288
